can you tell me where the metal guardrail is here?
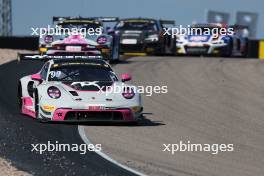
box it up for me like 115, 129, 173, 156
0, 36, 263, 58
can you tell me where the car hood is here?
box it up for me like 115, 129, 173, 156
40, 81, 136, 107
59, 81, 125, 104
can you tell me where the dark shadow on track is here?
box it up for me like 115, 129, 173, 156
44, 115, 165, 127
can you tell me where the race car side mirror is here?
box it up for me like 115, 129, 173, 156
121, 73, 132, 82
107, 27, 114, 35
31, 73, 42, 81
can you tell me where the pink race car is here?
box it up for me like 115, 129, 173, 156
39, 17, 121, 61
41, 35, 102, 57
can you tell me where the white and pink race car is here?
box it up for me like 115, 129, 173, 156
17, 55, 143, 123
41, 34, 102, 56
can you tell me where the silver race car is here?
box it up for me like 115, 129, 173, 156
17, 55, 142, 123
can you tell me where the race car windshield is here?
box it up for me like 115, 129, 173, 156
115, 21, 157, 31
48, 65, 117, 82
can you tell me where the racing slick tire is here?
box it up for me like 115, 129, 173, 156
242, 39, 249, 58
128, 114, 144, 126
221, 39, 233, 57
34, 89, 40, 119
115, 46, 120, 61
17, 82, 22, 112
34, 89, 48, 123
110, 37, 120, 63
109, 44, 120, 64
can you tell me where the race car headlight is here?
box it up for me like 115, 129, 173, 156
122, 87, 135, 99
42, 105, 56, 112
44, 35, 53, 44
97, 36, 108, 44
39, 47, 48, 53
145, 34, 159, 42
47, 86, 61, 99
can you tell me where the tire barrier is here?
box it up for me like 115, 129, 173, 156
0, 36, 39, 50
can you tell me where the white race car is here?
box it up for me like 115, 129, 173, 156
176, 23, 248, 57
18, 56, 142, 123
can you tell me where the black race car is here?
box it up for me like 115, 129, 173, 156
113, 18, 176, 55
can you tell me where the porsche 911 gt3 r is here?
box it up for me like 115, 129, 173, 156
18, 57, 142, 123
176, 23, 248, 57
39, 17, 120, 61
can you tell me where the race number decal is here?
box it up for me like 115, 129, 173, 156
50, 71, 61, 78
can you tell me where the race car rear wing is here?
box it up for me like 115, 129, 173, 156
91, 17, 119, 22
53, 16, 119, 24
160, 20, 175, 26
17, 53, 103, 62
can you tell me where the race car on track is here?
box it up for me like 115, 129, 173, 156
113, 18, 176, 55
17, 55, 143, 123
39, 17, 120, 61
176, 23, 248, 57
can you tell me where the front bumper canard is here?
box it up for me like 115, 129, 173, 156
52, 108, 135, 122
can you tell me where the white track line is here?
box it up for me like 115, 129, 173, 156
78, 126, 147, 176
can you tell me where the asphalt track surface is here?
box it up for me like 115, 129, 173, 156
0, 60, 136, 176
1, 56, 264, 176
84, 56, 264, 176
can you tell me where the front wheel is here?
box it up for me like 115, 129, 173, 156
111, 42, 120, 62
221, 40, 233, 57
109, 46, 120, 64
34, 89, 40, 119
17, 82, 22, 112
34, 90, 48, 123
242, 39, 249, 58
